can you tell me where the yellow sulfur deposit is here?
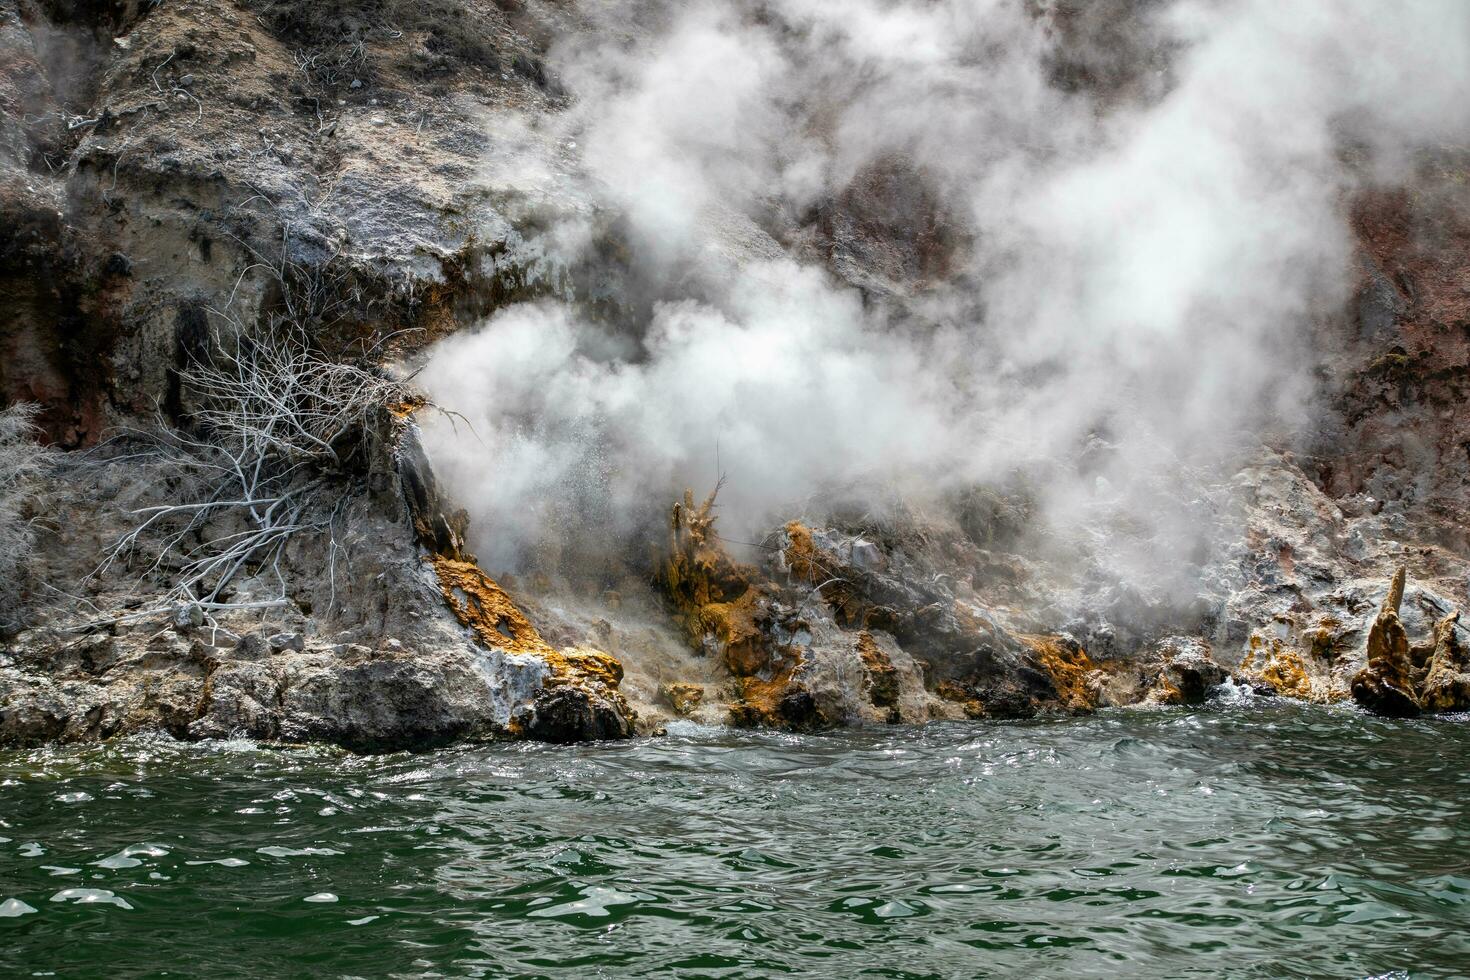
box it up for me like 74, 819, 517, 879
429, 554, 630, 712
1019, 633, 1098, 712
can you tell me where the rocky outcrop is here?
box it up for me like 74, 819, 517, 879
0, 398, 635, 750
648, 488, 1120, 726
1140, 638, 1230, 706
3, 0, 1470, 749
428, 552, 634, 741
1421, 612, 1470, 712
1351, 567, 1470, 717
0, 629, 543, 751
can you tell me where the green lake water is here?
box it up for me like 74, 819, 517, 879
2, 695, 1467, 978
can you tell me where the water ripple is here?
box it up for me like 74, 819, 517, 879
0, 702, 1466, 977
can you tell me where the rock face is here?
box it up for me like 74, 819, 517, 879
2, 0, 1469, 748
0, 0, 646, 751
0, 402, 636, 751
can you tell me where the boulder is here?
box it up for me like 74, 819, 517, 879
521, 685, 636, 743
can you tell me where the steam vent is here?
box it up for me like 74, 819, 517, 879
2, 1, 1467, 976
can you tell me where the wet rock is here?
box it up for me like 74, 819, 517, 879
1241, 640, 1323, 702
190, 662, 279, 741
776, 688, 822, 728
520, 685, 635, 743
0, 673, 80, 746
1147, 638, 1228, 705
979, 686, 1040, 720
1421, 611, 1470, 711
1019, 634, 1098, 713
275, 654, 499, 751
936, 680, 986, 719
856, 632, 899, 709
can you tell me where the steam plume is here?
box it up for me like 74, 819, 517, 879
419, 0, 1470, 578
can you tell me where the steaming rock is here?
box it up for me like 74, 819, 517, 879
2, 0, 1470, 748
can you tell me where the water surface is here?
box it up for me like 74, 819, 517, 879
2, 696, 1467, 978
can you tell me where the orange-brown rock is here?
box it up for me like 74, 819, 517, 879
1351, 567, 1423, 717
1019, 634, 1098, 713
659, 682, 704, 716
1420, 611, 1470, 712
660, 489, 775, 671
1242, 640, 1321, 701
856, 631, 900, 710
431, 555, 554, 655
428, 555, 634, 740
936, 680, 986, 719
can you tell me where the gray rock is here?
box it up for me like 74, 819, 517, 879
850, 538, 883, 570
173, 604, 204, 631
268, 632, 305, 654
233, 633, 267, 660
202, 628, 240, 650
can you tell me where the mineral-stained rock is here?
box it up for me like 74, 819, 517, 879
856, 631, 900, 710
1019, 634, 1098, 713
1242, 640, 1324, 701
1145, 638, 1229, 705
1419, 611, 1470, 712
936, 680, 986, 719
429, 554, 636, 741
1351, 567, 1424, 717
4, 0, 1469, 752
659, 682, 704, 716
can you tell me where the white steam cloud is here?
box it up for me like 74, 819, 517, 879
419, 0, 1470, 576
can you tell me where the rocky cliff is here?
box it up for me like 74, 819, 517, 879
2, 0, 1468, 750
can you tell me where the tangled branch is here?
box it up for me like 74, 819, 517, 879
87, 323, 408, 631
